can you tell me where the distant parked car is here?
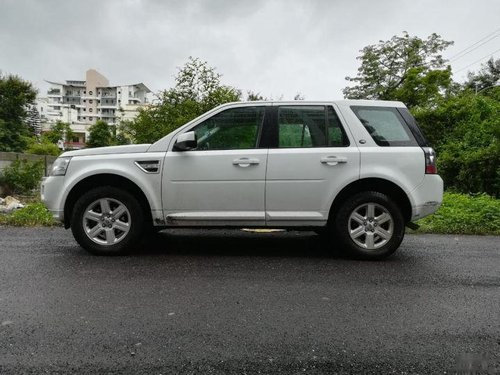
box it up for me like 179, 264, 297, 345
41, 100, 442, 259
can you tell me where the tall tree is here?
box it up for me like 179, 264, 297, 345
86, 120, 113, 148
43, 120, 74, 144
464, 58, 500, 94
0, 73, 37, 152
343, 32, 453, 108
121, 57, 241, 144
25, 105, 42, 138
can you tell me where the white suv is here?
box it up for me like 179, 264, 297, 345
41, 100, 443, 259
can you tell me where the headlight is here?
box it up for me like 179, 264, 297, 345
50, 157, 72, 176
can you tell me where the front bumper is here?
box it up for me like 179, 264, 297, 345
40, 176, 65, 222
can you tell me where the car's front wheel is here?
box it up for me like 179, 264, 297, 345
333, 191, 405, 259
71, 186, 145, 255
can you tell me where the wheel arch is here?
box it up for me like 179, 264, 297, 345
329, 178, 412, 224
64, 173, 153, 229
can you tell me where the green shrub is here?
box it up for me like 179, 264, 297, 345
0, 159, 45, 194
0, 202, 56, 226
413, 92, 500, 197
416, 192, 500, 235
26, 139, 61, 156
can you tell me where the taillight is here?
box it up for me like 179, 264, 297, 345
422, 147, 437, 174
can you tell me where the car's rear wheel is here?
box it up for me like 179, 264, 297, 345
71, 186, 145, 255
333, 191, 405, 259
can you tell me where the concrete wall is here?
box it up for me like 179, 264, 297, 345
0, 152, 58, 177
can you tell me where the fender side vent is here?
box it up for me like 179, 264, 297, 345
135, 160, 160, 173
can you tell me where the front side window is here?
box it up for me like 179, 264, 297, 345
193, 107, 264, 150
278, 106, 349, 148
351, 106, 418, 146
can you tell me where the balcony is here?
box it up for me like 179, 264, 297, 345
100, 92, 117, 99
47, 89, 61, 97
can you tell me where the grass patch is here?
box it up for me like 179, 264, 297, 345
0, 202, 57, 226
415, 192, 500, 235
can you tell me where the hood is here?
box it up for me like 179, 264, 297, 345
61, 144, 151, 157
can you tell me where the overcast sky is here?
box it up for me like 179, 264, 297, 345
1, 0, 499, 100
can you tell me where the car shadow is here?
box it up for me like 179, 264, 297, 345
133, 228, 389, 261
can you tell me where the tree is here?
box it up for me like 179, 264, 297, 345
464, 58, 500, 94
43, 120, 74, 144
246, 91, 267, 101
343, 32, 454, 108
86, 120, 113, 148
122, 57, 241, 144
25, 105, 42, 138
0, 73, 37, 152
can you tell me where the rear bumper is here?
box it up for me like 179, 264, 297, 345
410, 174, 443, 221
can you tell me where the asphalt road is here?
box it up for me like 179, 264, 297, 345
0, 227, 499, 374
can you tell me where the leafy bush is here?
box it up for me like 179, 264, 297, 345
0, 159, 45, 194
413, 92, 500, 196
416, 192, 500, 235
0, 202, 56, 226
26, 139, 61, 156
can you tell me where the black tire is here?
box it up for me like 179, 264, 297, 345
333, 191, 405, 260
71, 186, 145, 255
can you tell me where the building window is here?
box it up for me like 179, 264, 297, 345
83, 99, 86, 103
89, 99, 93, 104
83, 108, 86, 112
83, 117, 86, 120
89, 91, 93, 95
89, 108, 93, 112
84, 91, 86, 94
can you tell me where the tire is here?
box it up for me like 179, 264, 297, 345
333, 191, 405, 260
71, 186, 145, 255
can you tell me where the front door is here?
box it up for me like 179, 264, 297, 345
162, 105, 268, 226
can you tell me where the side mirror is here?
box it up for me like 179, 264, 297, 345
173, 131, 197, 151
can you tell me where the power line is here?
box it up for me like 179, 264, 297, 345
448, 28, 500, 61
450, 34, 499, 62
454, 48, 500, 73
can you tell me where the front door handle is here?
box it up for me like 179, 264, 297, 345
233, 158, 260, 167
320, 156, 347, 166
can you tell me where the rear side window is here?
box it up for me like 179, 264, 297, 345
277, 105, 349, 148
351, 106, 418, 146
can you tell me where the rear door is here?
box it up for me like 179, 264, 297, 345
265, 104, 360, 226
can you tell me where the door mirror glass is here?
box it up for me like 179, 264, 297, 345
173, 131, 197, 151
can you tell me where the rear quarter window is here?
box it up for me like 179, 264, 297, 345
350, 106, 418, 147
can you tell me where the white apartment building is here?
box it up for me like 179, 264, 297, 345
39, 69, 151, 148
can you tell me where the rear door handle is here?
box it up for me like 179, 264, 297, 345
320, 156, 347, 166
233, 158, 260, 167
